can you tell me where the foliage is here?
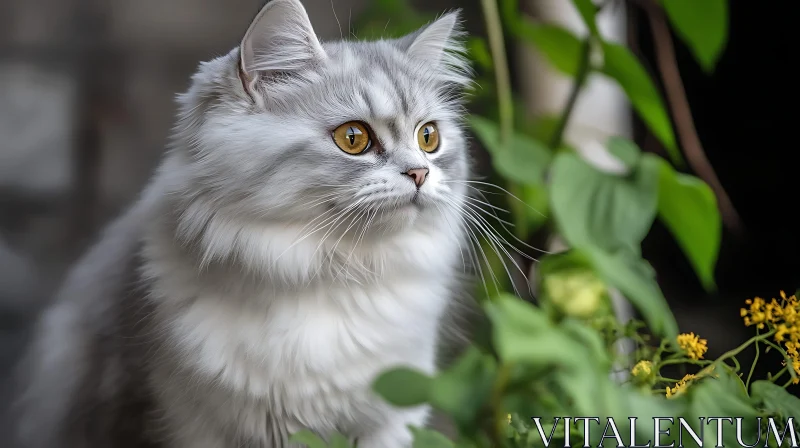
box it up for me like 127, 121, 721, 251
661, 0, 729, 73
290, 1, 799, 447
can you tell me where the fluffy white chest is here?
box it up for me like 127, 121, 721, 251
168, 275, 450, 431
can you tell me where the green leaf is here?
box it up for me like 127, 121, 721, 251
662, 0, 729, 73
373, 367, 432, 407
329, 434, 352, 448
429, 347, 496, 430
290, 430, 329, 448
469, 115, 552, 185
570, 0, 599, 35
585, 247, 678, 339
552, 358, 611, 419
609, 386, 688, 447
485, 294, 584, 366
600, 42, 681, 165
527, 114, 561, 145
486, 295, 610, 417
606, 136, 641, 170
537, 249, 594, 277
354, 0, 431, 39
560, 318, 610, 367
499, 0, 520, 26
549, 152, 659, 254
517, 22, 583, 77
467, 37, 493, 71
686, 369, 761, 447
521, 184, 550, 233
410, 427, 456, 448
751, 380, 800, 420
657, 162, 721, 291
717, 362, 751, 399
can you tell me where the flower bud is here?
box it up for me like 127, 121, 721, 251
630, 360, 656, 386
542, 269, 606, 318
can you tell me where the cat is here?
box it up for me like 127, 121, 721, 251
10, 0, 477, 447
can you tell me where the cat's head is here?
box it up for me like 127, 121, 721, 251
169, 0, 473, 247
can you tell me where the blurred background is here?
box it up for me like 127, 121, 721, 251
0, 0, 796, 433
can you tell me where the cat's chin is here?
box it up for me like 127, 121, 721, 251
388, 202, 421, 220
368, 202, 424, 232
393, 203, 421, 219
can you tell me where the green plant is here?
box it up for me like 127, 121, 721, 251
290, 0, 800, 447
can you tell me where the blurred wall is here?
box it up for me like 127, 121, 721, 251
0, 0, 377, 314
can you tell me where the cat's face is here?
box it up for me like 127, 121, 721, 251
174, 0, 472, 239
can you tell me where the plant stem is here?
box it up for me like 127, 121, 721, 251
668, 331, 777, 399
657, 358, 712, 368
490, 363, 512, 447
652, 339, 670, 363
696, 330, 777, 380
772, 366, 789, 383
508, 185, 528, 239
729, 356, 741, 372
636, 0, 744, 235
762, 339, 798, 382
656, 376, 681, 383
746, 330, 760, 389
549, 39, 593, 150
481, 0, 532, 283
480, 0, 514, 145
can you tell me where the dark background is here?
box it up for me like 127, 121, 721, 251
634, 0, 798, 381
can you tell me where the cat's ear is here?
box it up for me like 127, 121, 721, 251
239, 0, 326, 90
396, 11, 471, 85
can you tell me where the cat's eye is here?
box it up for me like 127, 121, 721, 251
333, 121, 371, 155
417, 123, 440, 153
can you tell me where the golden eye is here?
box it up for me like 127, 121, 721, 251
333, 121, 371, 155
417, 122, 440, 153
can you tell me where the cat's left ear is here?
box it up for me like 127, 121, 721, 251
396, 11, 470, 85
239, 0, 326, 94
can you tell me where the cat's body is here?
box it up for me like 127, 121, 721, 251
12, 1, 475, 447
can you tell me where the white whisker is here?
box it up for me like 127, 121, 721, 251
443, 179, 547, 218
456, 201, 530, 297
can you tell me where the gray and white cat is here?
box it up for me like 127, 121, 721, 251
11, 0, 476, 447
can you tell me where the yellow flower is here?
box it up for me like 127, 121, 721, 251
776, 324, 791, 342
786, 341, 799, 358
741, 291, 800, 336
743, 292, 800, 383
782, 359, 800, 384
741, 297, 768, 329
677, 332, 708, 360
507, 414, 512, 424
631, 360, 652, 377
743, 292, 800, 364
666, 374, 696, 398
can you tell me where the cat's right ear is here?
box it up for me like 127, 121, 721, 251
238, 0, 326, 97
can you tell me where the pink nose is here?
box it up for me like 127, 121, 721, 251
404, 168, 429, 187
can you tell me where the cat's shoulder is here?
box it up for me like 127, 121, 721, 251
10, 194, 160, 448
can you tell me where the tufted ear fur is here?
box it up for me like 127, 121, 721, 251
395, 11, 471, 86
239, 0, 326, 94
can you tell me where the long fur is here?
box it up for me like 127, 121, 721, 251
10, 1, 478, 447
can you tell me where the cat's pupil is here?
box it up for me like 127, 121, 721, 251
423, 128, 430, 143
347, 128, 356, 145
